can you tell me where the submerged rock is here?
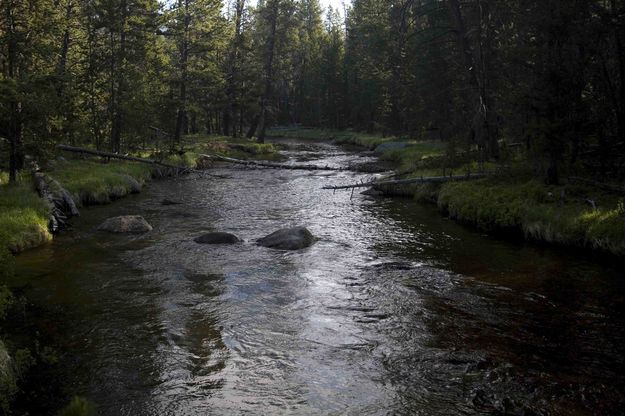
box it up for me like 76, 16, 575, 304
161, 199, 183, 206
194, 232, 241, 244
97, 215, 152, 233
257, 227, 315, 250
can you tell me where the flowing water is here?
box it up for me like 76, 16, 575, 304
10, 139, 625, 415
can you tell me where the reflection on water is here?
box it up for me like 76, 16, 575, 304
10, 140, 625, 415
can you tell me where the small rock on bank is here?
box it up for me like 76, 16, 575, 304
194, 232, 241, 244
97, 215, 153, 233
257, 227, 315, 250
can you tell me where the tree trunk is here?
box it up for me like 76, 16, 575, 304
224, 0, 246, 138
257, 1, 279, 144
246, 113, 260, 138
447, 0, 498, 159
614, 0, 625, 147
191, 113, 198, 134
57, 1, 73, 77
110, 0, 127, 154
174, 0, 190, 144
5, 0, 23, 182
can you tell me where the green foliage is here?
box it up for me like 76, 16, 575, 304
51, 160, 152, 206
58, 396, 96, 416
378, 141, 446, 172
0, 180, 52, 253
436, 178, 625, 256
0, 286, 12, 322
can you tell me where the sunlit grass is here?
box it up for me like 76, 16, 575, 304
0, 179, 51, 253
51, 160, 153, 206
436, 178, 625, 256
182, 134, 283, 161
58, 396, 96, 416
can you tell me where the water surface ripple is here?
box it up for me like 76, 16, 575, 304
13, 139, 625, 415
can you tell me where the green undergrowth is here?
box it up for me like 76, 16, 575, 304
378, 141, 447, 172
58, 396, 96, 416
182, 134, 283, 161
349, 131, 625, 257
0, 178, 52, 254
434, 178, 625, 256
51, 160, 153, 206
267, 127, 395, 149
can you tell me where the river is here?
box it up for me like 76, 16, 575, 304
10, 139, 625, 415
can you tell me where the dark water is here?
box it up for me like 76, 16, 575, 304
9, 140, 625, 415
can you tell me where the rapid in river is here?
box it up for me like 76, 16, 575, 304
9, 139, 625, 415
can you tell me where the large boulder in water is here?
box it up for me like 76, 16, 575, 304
97, 215, 152, 233
194, 232, 241, 244
257, 227, 315, 250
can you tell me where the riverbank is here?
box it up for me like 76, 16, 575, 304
0, 134, 282, 414
269, 127, 625, 258
0, 135, 280, 255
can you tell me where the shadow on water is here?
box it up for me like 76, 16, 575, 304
365, 199, 625, 415
8, 139, 625, 415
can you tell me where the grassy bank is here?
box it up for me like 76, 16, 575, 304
0, 134, 283, 256
270, 127, 625, 258
436, 178, 625, 256
183, 134, 282, 161
1, 133, 281, 414
267, 127, 392, 149
0, 178, 52, 254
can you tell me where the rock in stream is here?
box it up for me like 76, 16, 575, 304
257, 227, 315, 250
98, 215, 153, 233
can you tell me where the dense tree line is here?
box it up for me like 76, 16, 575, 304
1, 0, 625, 184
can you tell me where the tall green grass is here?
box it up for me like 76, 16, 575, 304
51, 160, 153, 206
182, 134, 283, 161
0, 179, 51, 253
437, 178, 625, 256
266, 127, 394, 149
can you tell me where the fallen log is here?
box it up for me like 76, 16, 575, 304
199, 153, 344, 171
57, 145, 189, 171
323, 173, 489, 190
57, 145, 236, 180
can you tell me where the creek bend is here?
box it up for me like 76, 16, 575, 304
10, 139, 625, 415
